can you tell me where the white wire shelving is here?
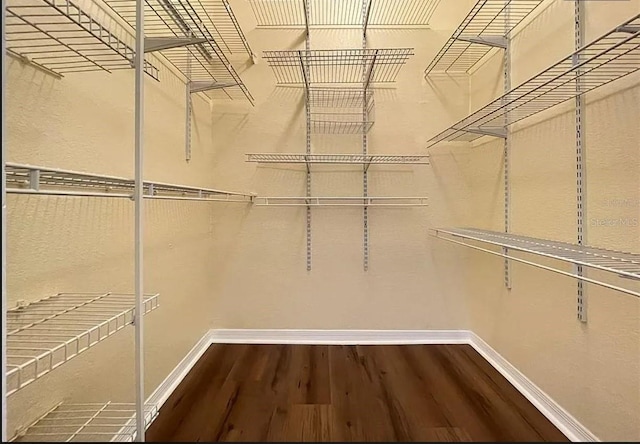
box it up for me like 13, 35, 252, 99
307, 87, 375, 134
432, 228, 640, 298
263, 48, 414, 85
246, 153, 430, 167
249, 0, 441, 29
5, 162, 254, 202
254, 196, 429, 207
424, 0, 545, 75
12, 402, 158, 442
105, 0, 254, 102
6, 0, 160, 79
6, 292, 160, 396
426, 14, 640, 147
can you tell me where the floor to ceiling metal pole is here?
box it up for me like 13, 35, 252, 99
503, 1, 512, 290
2, 0, 8, 436
134, 0, 146, 440
575, 0, 587, 322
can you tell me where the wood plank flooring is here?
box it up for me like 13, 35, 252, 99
146, 344, 568, 442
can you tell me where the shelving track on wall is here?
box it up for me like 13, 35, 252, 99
249, 0, 441, 30
424, 0, 545, 75
6, 0, 159, 79
5, 163, 254, 202
426, 14, 640, 147
247, 153, 430, 166
105, 0, 254, 102
12, 402, 158, 442
432, 228, 640, 298
263, 48, 414, 84
6, 292, 160, 396
254, 197, 428, 207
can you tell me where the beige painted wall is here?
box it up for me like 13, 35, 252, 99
4, 0, 240, 434
456, 0, 639, 440
5, 0, 639, 441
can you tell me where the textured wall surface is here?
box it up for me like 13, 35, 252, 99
4, 0, 639, 441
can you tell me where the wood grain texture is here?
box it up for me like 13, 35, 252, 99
146, 344, 568, 442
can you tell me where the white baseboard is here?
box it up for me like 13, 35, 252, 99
146, 332, 212, 410
467, 332, 599, 442
209, 328, 469, 344
147, 328, 598, 442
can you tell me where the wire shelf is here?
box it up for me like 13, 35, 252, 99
249, 0, 441, 28
424, 0, 544, 75
433, 228, 640, 298
6, 0, 159, 79
105, 0, 253, 103
246, 153, 430, 164
307, 87, 375, 134
254, 196, 429, 207
263, 48, 414, 84
12, 402, 158, 442
6, 292, 160, 396
6, 162, 254, 202
426, 14, 640, 147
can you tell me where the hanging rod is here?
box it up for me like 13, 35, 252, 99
426, 14, 640, 147
246, 154, 430, 164
432, 228, 640, 298
6, 0, 159, 79
254, 196, 429, 207
105, 0, 254, 103
6, 292, 159, 396
5, 162, 254, 202
424, 0, 545, 75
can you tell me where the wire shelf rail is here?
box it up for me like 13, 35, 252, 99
105, 0, 253, 103
254, 196, 429, 207
426, 14, 640, 147
263, 48, 414, 84
432, 228, 640, 298
249, 0, 441, 28
6, 0, 160, 79
246, 153, 430, 164
424, 0, 544, 75
12, 402, 158, 442
6, 293, 160, 396
5, 162, 254, 202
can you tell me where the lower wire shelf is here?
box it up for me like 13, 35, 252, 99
12, 402, 158, 442
7, 292, 160, 396
432, 228, 640, 297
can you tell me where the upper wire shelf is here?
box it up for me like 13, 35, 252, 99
424, 0, 545, 75
249, 0, 441, 28
432, 228, 640, 298
12, 402, 158, 442
5, 162, 254, 202
6, 0, 160, 79
246, 153, 430, 165
426, 14, 640, 147
263, 48, 414, 85
254, 196, 429, 207
105, 0, 253, 103
308, 87, 375, 134
6, 292, 159, 396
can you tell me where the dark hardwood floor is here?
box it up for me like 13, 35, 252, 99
146, 344, 568, 442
